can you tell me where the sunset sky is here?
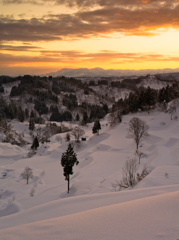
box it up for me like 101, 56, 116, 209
1, 0, 179, 76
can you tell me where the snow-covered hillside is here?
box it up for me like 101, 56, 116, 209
0, 110, 179, 240
137, 75, 172, 89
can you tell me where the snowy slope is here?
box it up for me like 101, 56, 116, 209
0, 110, 179, 239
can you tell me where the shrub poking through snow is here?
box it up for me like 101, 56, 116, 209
30, 188, 35, 196
119, 158, 138, 189
136, 165, 149, 182
21, 167, 33, 184
112, 160, 149, 191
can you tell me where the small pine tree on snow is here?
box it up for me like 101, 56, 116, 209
92, 119, 101, 135
31, 136, 39, 150
61, 143, 79, 193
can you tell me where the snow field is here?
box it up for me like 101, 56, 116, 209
0, 110, 179, 239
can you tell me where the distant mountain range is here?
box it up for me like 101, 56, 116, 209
43, 67, 179, 78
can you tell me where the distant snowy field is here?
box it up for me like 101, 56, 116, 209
0, 110, 179, 240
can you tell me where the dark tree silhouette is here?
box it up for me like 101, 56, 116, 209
61, 143, 79, 193
29, 118, 35, 131
31, 136, 39, 150
92, 119, 101, 135
127, 117, 149, 150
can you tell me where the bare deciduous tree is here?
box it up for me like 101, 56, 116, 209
21, 166, 33, 184
108, 110, 122, 127
127, 117, 149, 150
167, 100, 177, 120
119, 158, 138, 189
71, 126, 85, 142
135, 150, 146, 164
0, 118, 12, 134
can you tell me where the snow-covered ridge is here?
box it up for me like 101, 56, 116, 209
43, 67, 179, 78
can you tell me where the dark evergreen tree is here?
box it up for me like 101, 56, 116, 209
29, 118, 35, 131
30, 110, 36, 118
82, 111, 88, 125
103, 103, 109, 114
18, 107, 25, 122
92, 119, 101, 135
0, 86, 4, 93
50, 111, 62, 122
62, 111, 72, 121
76, 113, 80, 121
4, 105, 14, 119
31, 136, 39, 150
25, 108, 29, 119
61, 143, 79, 193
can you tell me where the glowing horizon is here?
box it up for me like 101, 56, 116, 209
1, 0, 179, 76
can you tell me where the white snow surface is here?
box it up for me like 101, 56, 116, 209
0, 110, 179, 239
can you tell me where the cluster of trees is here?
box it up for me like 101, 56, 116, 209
52, 79, 74, 93
0, 84, 4, 93
0, 117, 28, 146
62, 94, 78, 110
113, 82, 179, 115
78, 103, 108, 124
0, 98, 28, 122
50, 108, 72, 122
1, 73, 112, 125
34, 100, 49, 115
33, 90, 58, 103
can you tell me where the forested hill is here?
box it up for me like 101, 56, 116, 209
0, 73, 178, 127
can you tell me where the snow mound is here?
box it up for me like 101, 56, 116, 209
0, 202, 22, 217
0, 143, 25, 156
136, 166, 179, 189
0, 191, 178, 240
0, 143, 26, 166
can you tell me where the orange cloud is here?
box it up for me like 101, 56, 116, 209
1, 51, 179, 67
1, 1, 179, 43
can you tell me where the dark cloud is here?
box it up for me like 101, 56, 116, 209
0, 1, 179, 42
0, 0, 49, 5
2, 0, 179, 8
0, 44, 41, 51
53, 0, 179, 10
